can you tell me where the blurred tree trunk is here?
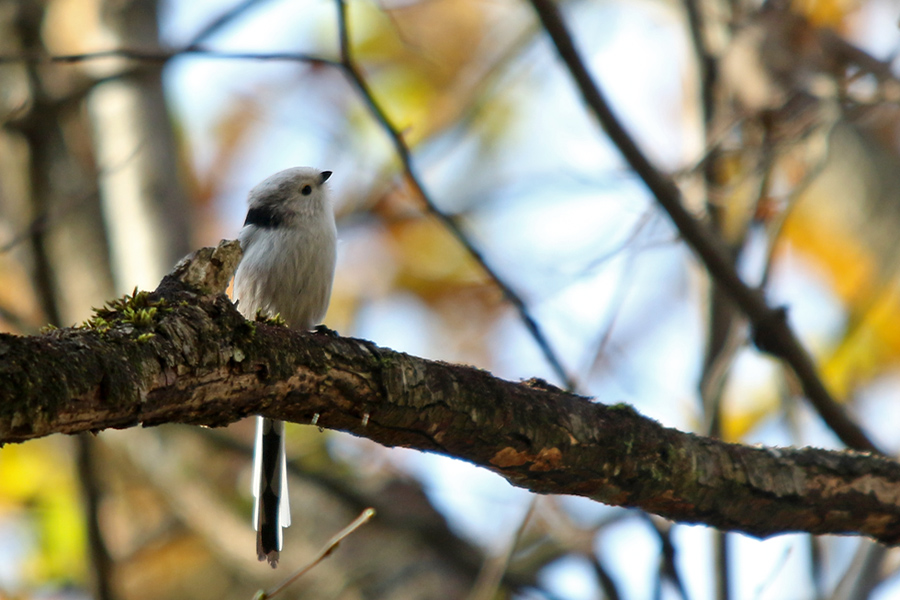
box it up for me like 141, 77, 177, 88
2, 3, 120, 600
1, 0, 114, 327
0, 3, 191, 599
81, 0, 192, 290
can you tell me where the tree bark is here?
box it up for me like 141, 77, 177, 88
1, 241, 899, 545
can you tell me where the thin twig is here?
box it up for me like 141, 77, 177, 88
528, 0, 880, 454
830, 540, 887, 600
334, 0, 577, 391
466, 499, 537, 600
0, 47, 337, 67
590, 554, 622, 600
258, 508, 376, 600
683, 0, 716, 126
201, 429, 557, 596
76, 435, 115, 600
759, 120, 839, 289
714, 531, 730, 600
699, 139, 777, 439
643, 516, 689, 600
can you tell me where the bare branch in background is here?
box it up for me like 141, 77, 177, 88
0, 12, 893, 424
682, 0, 718, 127
0, 47, 336, 67
0, 5, 580, 392
643, 516, 689, 600
466, 499, 536, 600
332, 0, 577, 392
261, 508, 376, 599
75, 435, 114, 600
528, 0, 881, 455
590, 554, 622, 600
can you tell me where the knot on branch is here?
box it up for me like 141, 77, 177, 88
165, 239, 243, 296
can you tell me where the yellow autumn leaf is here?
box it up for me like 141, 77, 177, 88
821, 282, 900, 398
722, 402, 778, 442
791, 0, 860, 28
388, 216, 486, 294
0, 440, 87, 584
779, 210, 878, 307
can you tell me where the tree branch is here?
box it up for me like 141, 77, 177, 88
0, 21, 577, 392
332, 0, 577, 391
0, 47, 336, 67
1, 241, 899, 545
528, 0, 880, 454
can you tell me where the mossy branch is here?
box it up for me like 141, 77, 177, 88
1, 241, 899, 545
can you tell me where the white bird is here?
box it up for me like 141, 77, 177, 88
232, 167, 337, 567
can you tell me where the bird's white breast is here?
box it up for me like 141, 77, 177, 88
233, 216, 337, 330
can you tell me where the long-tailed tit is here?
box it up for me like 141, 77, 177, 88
232, 167, 337, 567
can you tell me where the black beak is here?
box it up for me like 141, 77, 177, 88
320, 171, 332, 184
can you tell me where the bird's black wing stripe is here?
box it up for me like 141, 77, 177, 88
244, 206, 284, 229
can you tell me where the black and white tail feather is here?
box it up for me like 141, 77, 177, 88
251, 417, 290, 563
233, 167, 337, 567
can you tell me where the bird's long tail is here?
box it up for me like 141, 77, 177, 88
252, 416, 291, 567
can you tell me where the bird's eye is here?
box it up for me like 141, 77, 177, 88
301, 185, 313, 196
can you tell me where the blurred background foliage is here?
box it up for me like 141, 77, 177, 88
1, 0, 900, 598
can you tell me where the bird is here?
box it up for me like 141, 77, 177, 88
232, 167, 337, 567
